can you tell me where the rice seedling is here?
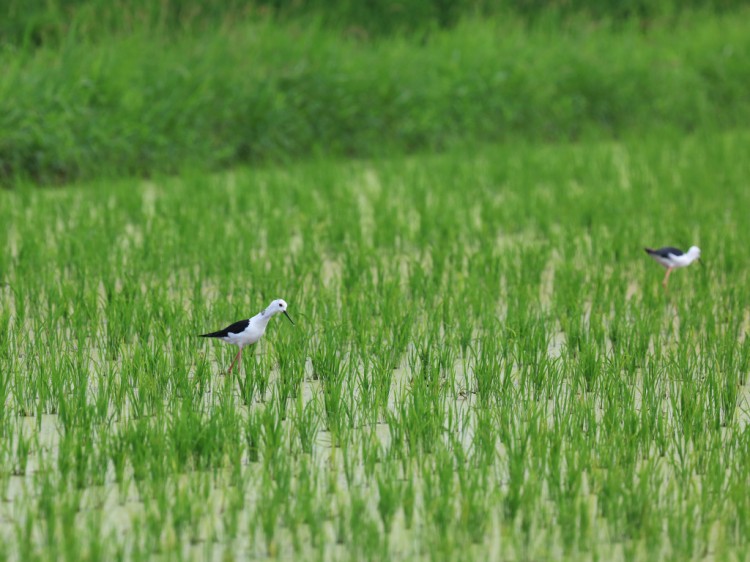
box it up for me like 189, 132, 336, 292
0, 128, 749, 560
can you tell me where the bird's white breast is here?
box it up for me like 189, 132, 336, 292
222, 315, 268, 347
671, 254, 696, 268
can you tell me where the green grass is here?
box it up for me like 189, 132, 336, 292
2, 12, 750, 186
1, 129, 749, 560
2, 0, 745, 49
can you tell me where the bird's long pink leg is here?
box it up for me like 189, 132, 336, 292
662, 268, 673, 289
234, 346, 249, 400
227, 348, 242, 375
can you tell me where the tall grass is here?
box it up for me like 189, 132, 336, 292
2, 0, 746, 49
2, 12, 750, 186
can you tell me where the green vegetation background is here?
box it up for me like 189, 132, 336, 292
1, 0, 749, 185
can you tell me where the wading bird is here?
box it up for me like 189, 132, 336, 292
200, 298, 294, 374
644, 246, 702, 289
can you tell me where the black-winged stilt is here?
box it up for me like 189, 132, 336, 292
644, 246, 702, 289
200, 298, 294, 374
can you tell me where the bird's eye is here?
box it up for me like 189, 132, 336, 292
278, 303, 283, 307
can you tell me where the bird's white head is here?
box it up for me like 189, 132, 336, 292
265, 298, 294, 324
687, 246, 701, 259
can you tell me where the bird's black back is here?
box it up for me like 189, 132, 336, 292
645, 246, 684, 258
200, 319, 250, 338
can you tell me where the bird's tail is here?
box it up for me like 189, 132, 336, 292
199, 331, 223, 338
644, 247, 656, 255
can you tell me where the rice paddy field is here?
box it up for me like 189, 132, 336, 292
1, 128, 750, 561
3, 0, 750, 559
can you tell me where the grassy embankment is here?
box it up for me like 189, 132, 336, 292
1, 4, 749, 185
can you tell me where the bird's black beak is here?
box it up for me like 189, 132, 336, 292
283, 310, 295, 325
698, 258, 705, 267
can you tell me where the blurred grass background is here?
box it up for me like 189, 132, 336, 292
3, 0, 748, 46
1, 0, 749, 186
